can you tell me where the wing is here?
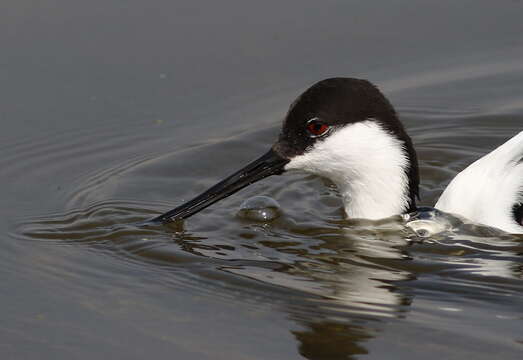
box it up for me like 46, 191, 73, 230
435, 131, 523, 234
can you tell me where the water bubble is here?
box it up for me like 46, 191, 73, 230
405, 207, 454, 237
406, 219, 448, 237
237, 196, 281, 222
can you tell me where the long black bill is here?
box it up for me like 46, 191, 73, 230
152, 148, 289, 223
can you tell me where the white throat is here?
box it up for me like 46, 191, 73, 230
285, 120, 412, 219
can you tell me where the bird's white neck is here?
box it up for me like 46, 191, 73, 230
285, 121, 413, 219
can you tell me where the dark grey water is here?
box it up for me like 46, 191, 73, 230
2, 1, 523, 359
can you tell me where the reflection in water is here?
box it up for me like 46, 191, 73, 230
292, 321, 374, 360
15, 197, 523, 359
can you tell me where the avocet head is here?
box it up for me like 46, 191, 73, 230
154, 78, 419, 223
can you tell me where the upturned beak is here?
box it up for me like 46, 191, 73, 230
152, 148, 289, 223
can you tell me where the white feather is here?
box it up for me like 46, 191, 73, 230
285, 120, 411, 219
435, 131, 523, 233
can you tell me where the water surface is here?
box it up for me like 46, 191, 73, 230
2, 1, 523, 359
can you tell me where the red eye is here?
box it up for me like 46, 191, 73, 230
306, 118, 330, 137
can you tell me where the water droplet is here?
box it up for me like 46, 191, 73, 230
237, 196, 281, 222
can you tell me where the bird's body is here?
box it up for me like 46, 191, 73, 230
435, 131, 523, 233
154, 78, 523, 234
